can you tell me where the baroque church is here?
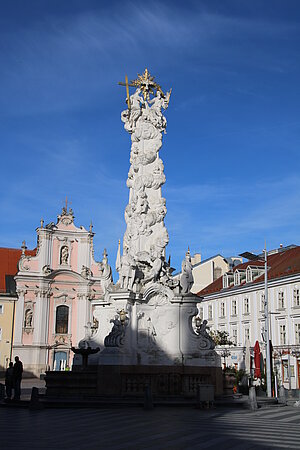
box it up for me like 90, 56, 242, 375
13, 206, 112, 375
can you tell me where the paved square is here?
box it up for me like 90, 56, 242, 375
1, 405, 300, 449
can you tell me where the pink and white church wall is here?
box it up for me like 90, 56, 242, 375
14, 207, 111, 375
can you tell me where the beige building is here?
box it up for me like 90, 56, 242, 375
0, 296, 15, 372
175, 252, 242, 294
0, 247, 35, 373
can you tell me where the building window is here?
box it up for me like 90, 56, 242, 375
246, 267, 252, 283
294, 288, 300, 307
234, 271, 240, 286
244, 298, 250, 314
280, 324, 286, 345
199, 307, 203, 321
0, 304, 3, 314
260, 294, 265, 312
232, 328, 237, 345
208, 305, 213, 320
232, 300, 237, 316
55, 305, 69, 334
244, 327, 250, 342
295, 324, 300, 345
0, 328, 2, 341
278, 291, 285, 309
220, 302, 225, 318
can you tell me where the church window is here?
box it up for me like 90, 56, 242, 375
0, 304, 3, 314
208, 305, 213, 320
55, 305, 69, 334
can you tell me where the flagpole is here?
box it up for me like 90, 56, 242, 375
264, 242, 272, 397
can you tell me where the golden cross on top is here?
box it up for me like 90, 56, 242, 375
62, 196, 71, 213
118, 68, 163, 102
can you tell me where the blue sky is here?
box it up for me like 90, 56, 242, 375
1, 0, 300, 276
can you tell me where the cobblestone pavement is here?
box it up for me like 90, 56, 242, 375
1, 405, 300, 449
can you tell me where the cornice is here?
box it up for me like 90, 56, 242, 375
200, 272, 300, 301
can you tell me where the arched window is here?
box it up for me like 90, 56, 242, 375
55, 305, 69, 334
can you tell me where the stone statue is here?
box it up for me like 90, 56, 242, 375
119, 251, 136, 290
119, 70, 171, 287
148, 90, 166, 129
42, 265, 51, 275
180, 250, 194, 293
25, 308, 33, 328
99, 249, 113, 293
104, 311, 129, 347
60, 246, 69, 265
199, 320, 209, 335
81, 265, 91, 278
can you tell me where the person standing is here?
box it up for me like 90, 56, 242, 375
5, 362, 14, 399
13, 356, 23, 400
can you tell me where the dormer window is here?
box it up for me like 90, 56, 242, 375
234, 269, 246, 286
234, 271, 240, 286
246, 266, 252, 283
223, 272, 234, 289
246, 265, 265, 283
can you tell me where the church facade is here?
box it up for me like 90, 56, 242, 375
13, 206, 110, 375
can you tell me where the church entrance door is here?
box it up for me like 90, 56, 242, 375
54, 351, 67, 371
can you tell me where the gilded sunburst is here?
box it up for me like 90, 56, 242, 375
130, 68, 163, 100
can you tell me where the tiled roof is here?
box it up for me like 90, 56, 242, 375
0, 247, 36, 292
198, 246, 300, 297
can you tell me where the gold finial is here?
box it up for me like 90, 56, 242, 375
131, 68, 162, 101
21, 240, 27, 255
119, 68, 170, 102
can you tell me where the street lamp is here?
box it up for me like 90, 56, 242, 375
240, 244, 272, 397
220, 347, 231, 370
263, 244, 272, 397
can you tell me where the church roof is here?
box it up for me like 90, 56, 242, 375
198, 246, 300, 297
0, 247, 36, 293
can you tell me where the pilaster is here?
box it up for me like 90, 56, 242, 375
33, 288, 51, 346
14, 289, 27, 345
